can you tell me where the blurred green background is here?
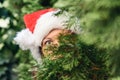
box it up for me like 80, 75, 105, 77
0, 0, 120, 80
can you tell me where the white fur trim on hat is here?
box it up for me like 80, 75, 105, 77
33, 11, 69, 47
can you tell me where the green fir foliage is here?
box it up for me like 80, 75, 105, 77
55, 0, 120, 78
37, 34, 109, 80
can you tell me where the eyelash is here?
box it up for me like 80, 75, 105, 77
44, 39, 53, 45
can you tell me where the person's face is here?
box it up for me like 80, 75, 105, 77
41, 29, 72, 57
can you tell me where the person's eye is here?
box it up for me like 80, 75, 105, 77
44, 40, 52, 45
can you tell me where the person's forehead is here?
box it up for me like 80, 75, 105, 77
43, 29, 73, 40
45, 29, 63, 38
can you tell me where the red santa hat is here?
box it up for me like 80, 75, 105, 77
14, 8, 80, 63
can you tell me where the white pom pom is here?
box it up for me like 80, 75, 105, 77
14, 29, 35, 50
